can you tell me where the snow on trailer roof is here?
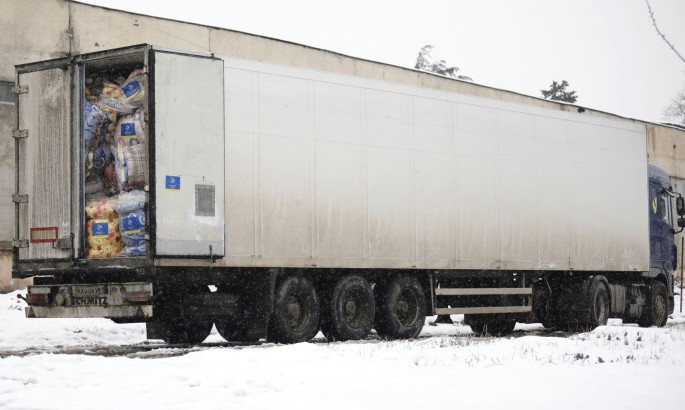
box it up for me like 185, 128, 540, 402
66, 2, 663, 128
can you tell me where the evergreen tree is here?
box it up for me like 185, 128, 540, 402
540, 80, 578, 103
414, 45, 472, 81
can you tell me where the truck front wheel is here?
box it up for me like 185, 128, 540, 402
267, 276, 320, 343
638, 281, 668, 328
374, 275, 426, 340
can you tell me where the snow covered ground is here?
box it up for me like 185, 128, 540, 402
1, 289, 684, 410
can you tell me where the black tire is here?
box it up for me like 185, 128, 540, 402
532, 283, 557, 329
267, 276, 320, 343
215, 316, 261, 343
162, 319, 213, 345
320, 275, 375, 342
215, 285, 263, 343
638, 281, 669, 328
158, 284, 213, 345
466, 314, 516, 336
586, 277, 610, 329
374, 275, 426, 340
540, 303, 563, 329
538, 297, 560, 329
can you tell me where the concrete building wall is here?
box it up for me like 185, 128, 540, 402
1, 0, 685, 289
0, 0, 70, 81
0, 100, 14, 242
0, 251, 30, 292
647, 124, 685, 180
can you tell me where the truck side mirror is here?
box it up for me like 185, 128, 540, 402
678, 217, 685, 228
677, 197, 685, 216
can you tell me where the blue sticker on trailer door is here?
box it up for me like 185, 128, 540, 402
165, 176, 180, 191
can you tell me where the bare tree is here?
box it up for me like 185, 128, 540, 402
664, 85, 685, 125
646, 0, 685, 64
414, 45, 472, 81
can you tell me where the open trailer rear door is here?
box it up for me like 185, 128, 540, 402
149, 48, 225, 258
15, 59, 76, 261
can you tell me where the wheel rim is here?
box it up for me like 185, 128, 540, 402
284, 294, 308, 331
396, 288, 419, 327
341, 286, 368, 329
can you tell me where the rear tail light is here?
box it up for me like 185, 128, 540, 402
123, 291, 151, 302
26, 293, 49, 305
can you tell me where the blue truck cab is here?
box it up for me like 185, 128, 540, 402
648, 163, 684, 315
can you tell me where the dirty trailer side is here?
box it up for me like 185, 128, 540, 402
13, 45, 678, 344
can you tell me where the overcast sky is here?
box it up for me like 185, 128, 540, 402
79, 0, 685, 123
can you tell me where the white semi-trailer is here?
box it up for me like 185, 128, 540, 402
12, 45, 681, 343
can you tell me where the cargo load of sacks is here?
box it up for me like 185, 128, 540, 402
85, 191, 147, 258
115, 191, 147, 257
83, 68, 148, 258
83, 68, 146, 196
85, 197, 124, 258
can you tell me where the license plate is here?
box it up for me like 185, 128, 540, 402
72, 285, 108, 297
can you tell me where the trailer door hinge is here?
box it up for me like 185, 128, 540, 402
12, 129, 28, 139
53, 237, 72, 250
12, 194, 28, 203
12, 85, 28, 94
13, 239, 29, 249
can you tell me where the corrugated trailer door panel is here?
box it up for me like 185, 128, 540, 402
16, 63, 74, 260
150, 50, 225, 257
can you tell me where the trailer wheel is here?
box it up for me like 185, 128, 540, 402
638, 281, 668, 328
374, 275, 426, 340
158, 284, 213, 345
215, 286, 263, 343
267, 276, 320, 343
586, 277, 610, 328
320, 275, 375, 341
215, 317, 261, 343
466, 314, 516, 336
162, 319, 213, 345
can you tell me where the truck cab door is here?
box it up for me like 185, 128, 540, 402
649, 183, 675, 271
149, 48, 225, 257
15, 60, 76, 260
